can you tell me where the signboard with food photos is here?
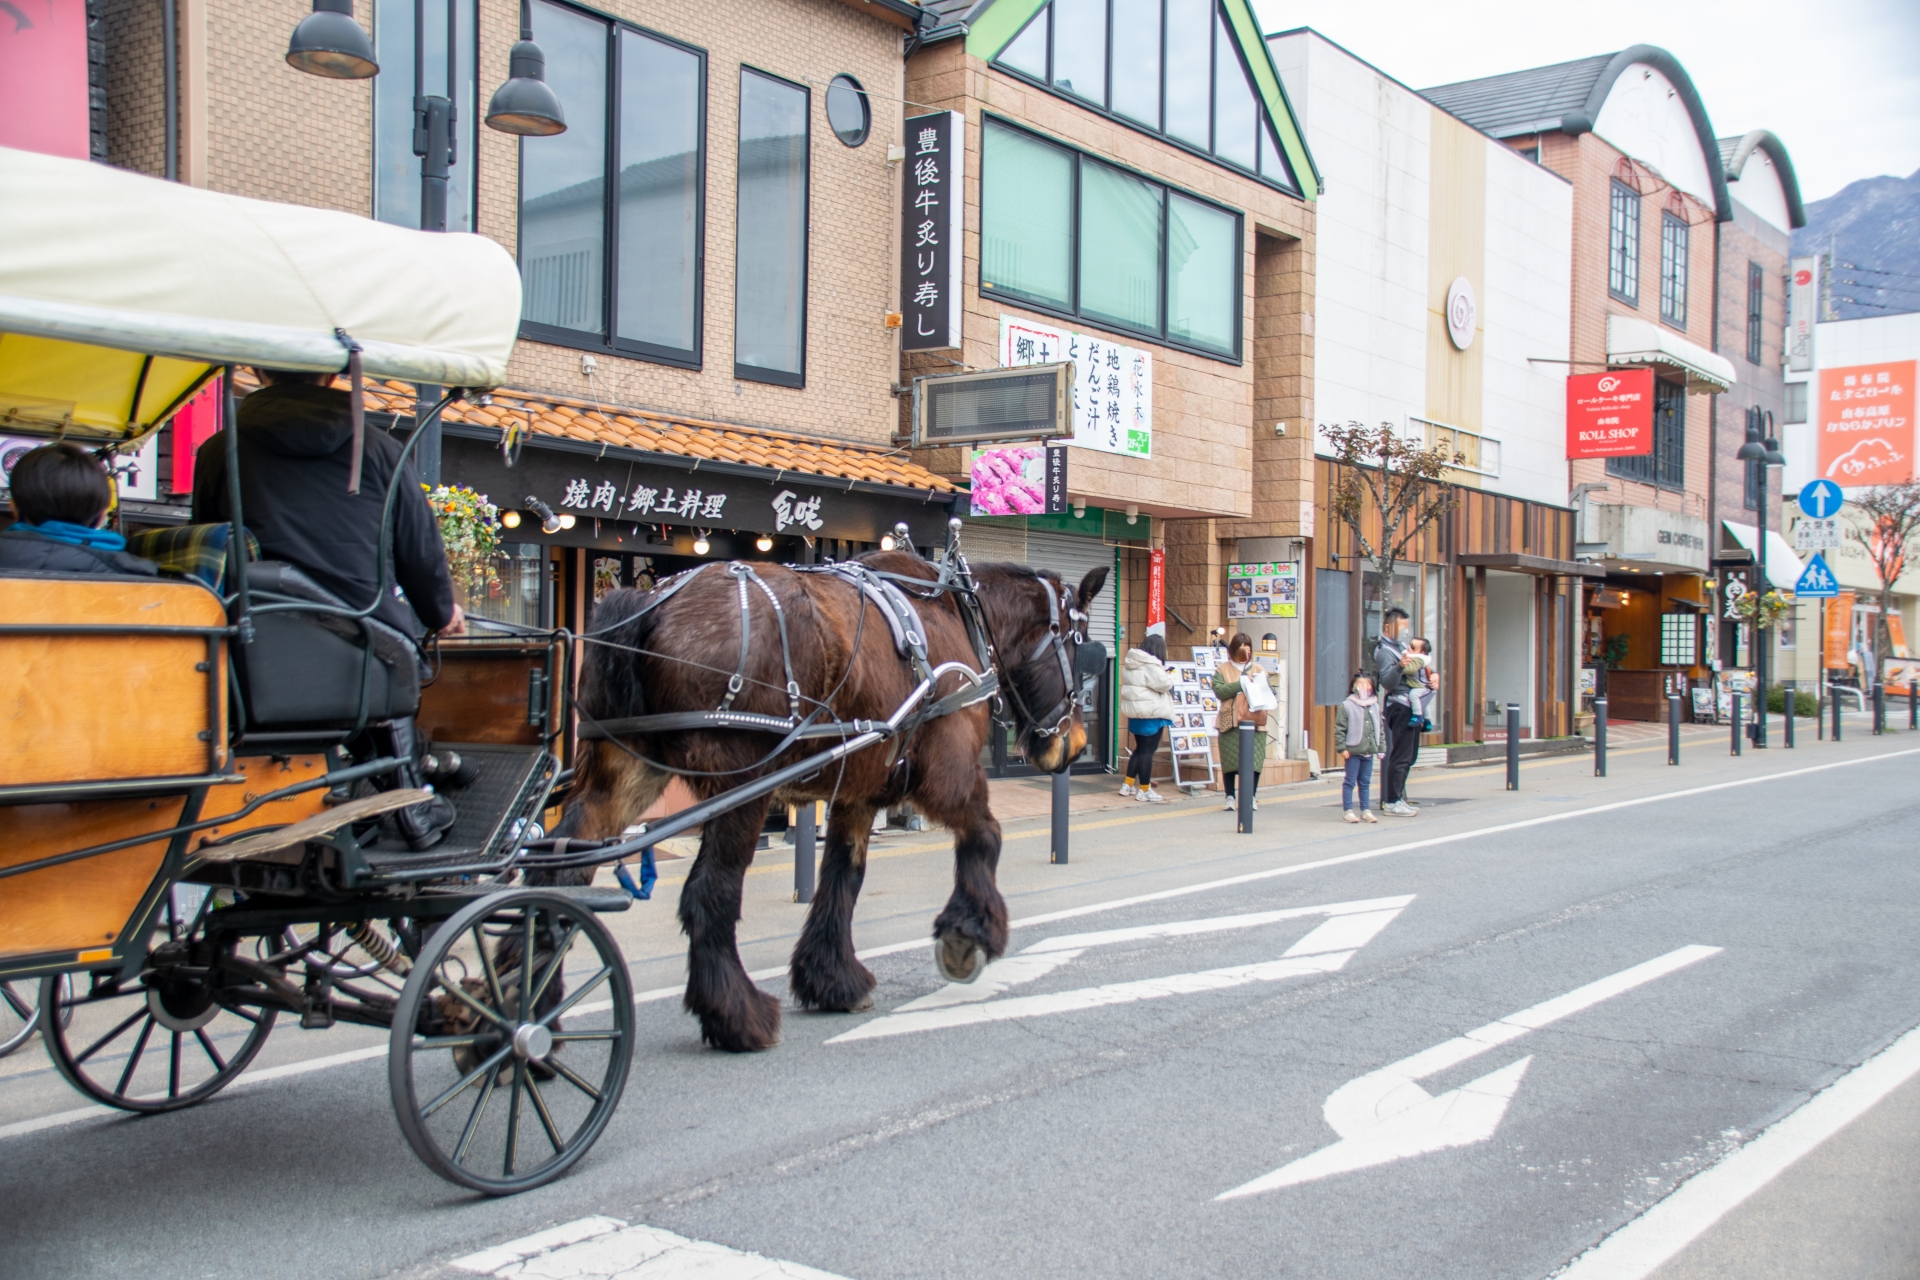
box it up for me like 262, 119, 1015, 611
1164, 651, 1222, 768
1227, 561, 1299, 619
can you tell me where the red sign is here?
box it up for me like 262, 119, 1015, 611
1146, 548, 1165, 634
1817, 360, 1914, 487
168, 382, 223, 495
1567, 369, 1654, 459
0, 0, 91, 159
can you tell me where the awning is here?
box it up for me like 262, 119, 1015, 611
1607, 315, 1737, 394
1457, 551, 1604, 577
1720, 520, 1805, 586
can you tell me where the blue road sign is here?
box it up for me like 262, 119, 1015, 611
1799, 479, 1844, 519
1795, 553, 1840, 598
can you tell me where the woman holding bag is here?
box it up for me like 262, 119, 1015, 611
1119, 634, 1177, 803
1212, 632, 1269, 811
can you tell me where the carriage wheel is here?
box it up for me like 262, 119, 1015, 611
0, 976, 65, 1058
388, 889, 633, 1195
39, 896, 275, 1112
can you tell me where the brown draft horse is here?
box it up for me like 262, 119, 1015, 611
542, 548, 1106, 1053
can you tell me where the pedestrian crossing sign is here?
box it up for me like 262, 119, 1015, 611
1794, 553, 1840, 598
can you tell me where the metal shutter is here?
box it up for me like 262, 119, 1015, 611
954, 521, 1027, 565
1024, 531, 1118, 650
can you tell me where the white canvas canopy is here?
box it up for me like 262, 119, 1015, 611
0, 145, 521, 441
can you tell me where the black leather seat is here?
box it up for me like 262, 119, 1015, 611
234, 562, 422, 731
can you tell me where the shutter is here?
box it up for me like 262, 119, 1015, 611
955, 521, 1027, 565
1024, 530, 1118, 649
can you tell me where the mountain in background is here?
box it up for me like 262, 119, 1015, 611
1793, 169, 1920, 320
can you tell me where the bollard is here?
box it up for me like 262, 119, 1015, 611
1668, 694, 1681, 766
1783, 681, 1795, 749
1505, 704, 1520, 790
1049, 767, 1071, 864
1911, 681, 1918, 730
1832, 687, 1843, 742
1818, 687, 1826, 741
1593, 698, 1608, 777
1236, 721, 1256, 834
1731, 692, 1743, 756
792, 803, 818, 904
1873, 683, 1885, 735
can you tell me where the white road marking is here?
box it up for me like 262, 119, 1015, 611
1216, 945, 1724, 1199
1552, 1020, 1920, 1280
829, 898, 1411, 1043
892, 950, 1084, 1012
450, 1215, 852, 1278
1, 749, 1909, 1143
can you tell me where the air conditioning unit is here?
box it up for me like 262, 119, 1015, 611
911, 362, 1073, 449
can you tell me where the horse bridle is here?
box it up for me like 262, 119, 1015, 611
983, 574, 1086, 743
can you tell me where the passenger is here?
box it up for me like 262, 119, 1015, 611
191, 368, 465, 849
0, 443, 157, 577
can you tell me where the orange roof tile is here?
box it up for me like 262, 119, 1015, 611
230, 371, 956, 494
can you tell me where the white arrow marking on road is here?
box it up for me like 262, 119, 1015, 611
1216, 944, 1724, 1199
828, 895, 1412, 1043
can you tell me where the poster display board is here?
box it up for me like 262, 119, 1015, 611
1226, 562, 1299, 619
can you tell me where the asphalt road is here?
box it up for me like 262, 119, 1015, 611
2, 728, 1917, 1280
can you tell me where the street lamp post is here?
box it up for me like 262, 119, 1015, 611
1735, 413, 1788, 748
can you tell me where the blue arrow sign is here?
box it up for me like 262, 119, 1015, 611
1795, 553, 1840, 598
1799, 479, 1844, 519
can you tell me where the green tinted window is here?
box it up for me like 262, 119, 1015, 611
981, 120, 1074, 307
1079, 161, 1162, 333
1167, 193, 1236, 353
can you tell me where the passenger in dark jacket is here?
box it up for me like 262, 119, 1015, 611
191, 370, 463, 639
0, 442, 158, 577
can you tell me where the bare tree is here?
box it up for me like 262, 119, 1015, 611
1842, 478, 1920, 671
1322, 421, 1460, 633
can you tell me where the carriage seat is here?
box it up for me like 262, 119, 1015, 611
235, 562, 422, 732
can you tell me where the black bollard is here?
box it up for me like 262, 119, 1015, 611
1505, 703, 1520, 790
1731, 692, 1743, 756
1784, 681, 1795, 749
1818, 686, 1826, 741
1669, 693, 1681, 766
1594, 697, 1608, 777
793, 802, 817, 905
1050, 767, 1071, 864
1910, 680, 1918, 730
1833, 686, 1843, 742
1873, 683, 1885, 735
1236, 721, 1256, 834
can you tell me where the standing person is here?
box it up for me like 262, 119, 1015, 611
1374, 607, 1419, 816
1213, 632, 1269, 811
1335, 671, 1384, 823
0, 443, 157, 577
1119, 633, 1176, 803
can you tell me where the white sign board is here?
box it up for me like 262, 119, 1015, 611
999, 316, 1152, 459
1788, 256, 1818, 373
1793, 518, 1840, 551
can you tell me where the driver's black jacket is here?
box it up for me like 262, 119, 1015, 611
191, 383, 455, 638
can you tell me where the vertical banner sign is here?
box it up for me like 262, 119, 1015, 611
999, 316, 1154, 459
1044, 441, 1069, 515
1566, 369, 1655, 458
901, 111, 965, 351
1787, 256, 1818, 373
1146, 548, 1166, 638
1817, 360, 1914, 486
1824, 591, 1854, 669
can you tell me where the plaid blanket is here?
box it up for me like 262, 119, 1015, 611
128, 524, 262, 592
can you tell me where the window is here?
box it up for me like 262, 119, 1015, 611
990, 0, 1300, 194
1743, 406, 1763, 510
1413, 417, 1501, 477
1660, 613, 1697, 666
1659, 211, 1689, 326
517, 2, 705, 368
467, 544, 549, 628
1607, 377, 1685, 489
1785, 381, 1808, 423
734, 68, 809, 386
825, 75, 870, 147
1746, 261, 1765, 363
980, 117, 1243, 358
1608, 179, 1639, 304
373, 0, 476, 232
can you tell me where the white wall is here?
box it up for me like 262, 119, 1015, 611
1482, 135, 1573, 506
1727, 148, 1793, 235
1591, 63, 1718, 210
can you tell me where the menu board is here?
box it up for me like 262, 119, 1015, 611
1227, 562, 1299, 619
1165, 660, 1220, 758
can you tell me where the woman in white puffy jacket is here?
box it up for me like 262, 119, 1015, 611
1118, 634, 1177, 802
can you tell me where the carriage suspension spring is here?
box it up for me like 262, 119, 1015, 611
345, 921, 412, 977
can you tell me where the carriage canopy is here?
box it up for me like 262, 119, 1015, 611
0, 145, 522, 444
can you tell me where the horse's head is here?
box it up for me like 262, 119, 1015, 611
978, 563, 1109, 774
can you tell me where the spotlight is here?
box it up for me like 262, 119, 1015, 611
1126, 503, 1139, 525
557, 513, 576, 530
693, 534, 710, 555
500, 509, 521, 529
755, 534, 773, 552
285, 0, 378, 80
525, 496, 561, 534
1072, 501, 1086, 518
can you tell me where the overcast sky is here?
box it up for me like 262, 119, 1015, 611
1252, 0, 1920, 203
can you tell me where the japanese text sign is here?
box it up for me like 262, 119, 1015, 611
1226, 562, 1299, 619
998, 316, 1153, 459
901, 111, 965, 351
1818, 360, 1914, 487
968, 443, 1066, 516
1566, 369, 1654, 459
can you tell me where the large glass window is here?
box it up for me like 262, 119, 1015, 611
517, 3, 705, 367
990, 0, 1299, 194
373, 0, 476, 232
1608, 179, 1639, 304
980, 118, 1242, 358
1660, 211, 1689, 326
733, 69, 809, 386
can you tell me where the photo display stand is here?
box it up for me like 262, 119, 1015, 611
1167, 651, 1222, 791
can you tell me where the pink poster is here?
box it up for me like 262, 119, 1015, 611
0, 1, 91, 159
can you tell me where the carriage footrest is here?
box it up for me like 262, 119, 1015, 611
544, 886, 632, 914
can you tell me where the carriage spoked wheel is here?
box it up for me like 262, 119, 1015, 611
40, 893, 276, 1112
0, 976, 66, 1058
388, 889, 634, 1194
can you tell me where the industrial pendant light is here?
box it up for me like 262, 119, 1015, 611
486, 0, 567, 136
286, 0, 378, 80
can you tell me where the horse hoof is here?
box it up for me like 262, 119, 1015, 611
935, 935, 988, 984
851, 993, 875, 1012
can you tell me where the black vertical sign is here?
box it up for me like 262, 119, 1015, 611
901, 110, 964, 351
1044, 441, 1069, 515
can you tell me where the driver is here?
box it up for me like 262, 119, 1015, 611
191, 368, 466, 849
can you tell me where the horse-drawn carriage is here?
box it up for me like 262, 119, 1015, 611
0, 146, 1105, 1194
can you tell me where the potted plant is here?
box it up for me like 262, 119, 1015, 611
424, 484, 504, 610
